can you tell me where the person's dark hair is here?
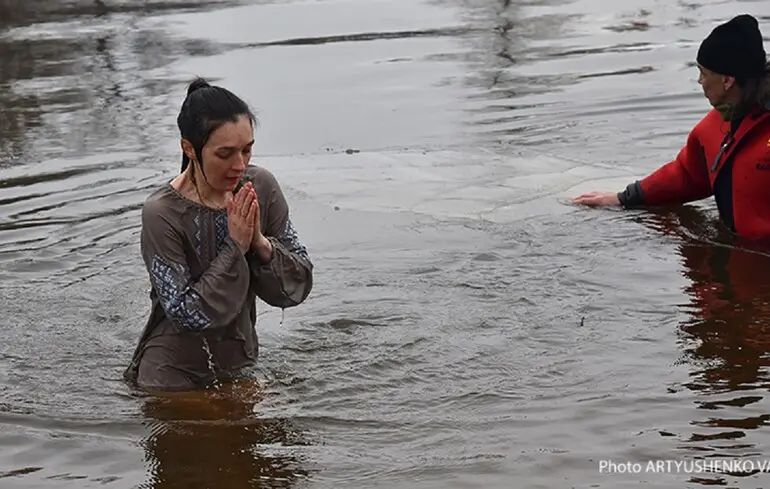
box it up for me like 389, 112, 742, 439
176, 77, 257, 174
734, 60, 770, 120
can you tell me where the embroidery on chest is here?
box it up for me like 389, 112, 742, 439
191, 210, 228, 260
193, 211, 206, 255
214, 212, 228, 252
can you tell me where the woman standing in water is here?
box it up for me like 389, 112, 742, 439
573, 14, 770, 241
124, 78, 313, 391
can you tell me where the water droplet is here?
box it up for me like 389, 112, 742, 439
201, 337, 221, 389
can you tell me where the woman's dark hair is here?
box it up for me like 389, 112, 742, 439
176, 77, 257, 173
734, 59, 770, 120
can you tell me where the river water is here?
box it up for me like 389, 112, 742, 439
3, 0, 770, 487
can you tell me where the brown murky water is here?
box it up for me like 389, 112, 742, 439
4, 0, 770, 487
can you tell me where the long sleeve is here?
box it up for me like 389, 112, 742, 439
636, 129, 713, 206
246, 170, 313, 308
141, 199, 252, 331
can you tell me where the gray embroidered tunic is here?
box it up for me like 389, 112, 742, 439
124, 165, 313, 391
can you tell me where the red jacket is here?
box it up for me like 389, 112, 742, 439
638, 106, 770, 239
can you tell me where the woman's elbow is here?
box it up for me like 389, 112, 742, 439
260, 273, 313, 309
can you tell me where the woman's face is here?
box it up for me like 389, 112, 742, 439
185, 114, 254, 192
697, 64, 735, 107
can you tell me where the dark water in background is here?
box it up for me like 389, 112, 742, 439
4, 0, 770, 487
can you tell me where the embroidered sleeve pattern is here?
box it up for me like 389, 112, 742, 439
278, 218, 310, 263
150, 255, 211, 331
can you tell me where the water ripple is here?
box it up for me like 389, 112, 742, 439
3, 1, 770, 489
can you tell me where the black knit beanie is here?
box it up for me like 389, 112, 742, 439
697, 14, 767, 81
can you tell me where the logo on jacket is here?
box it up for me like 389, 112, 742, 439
758, 153, 770, 170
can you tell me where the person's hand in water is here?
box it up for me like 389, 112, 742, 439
226, 182, 258, 253
248, 186, 274, 264
571, 191, 620, 206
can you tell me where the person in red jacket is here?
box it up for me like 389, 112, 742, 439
573, 14, 770, 240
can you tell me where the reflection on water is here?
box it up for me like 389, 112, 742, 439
0, 1, 228, 165
138, 382, 311, 489
0, 0, 235, 284
0, 0, 235, 28
640, 207, 770, 484
453, 0, 581, 144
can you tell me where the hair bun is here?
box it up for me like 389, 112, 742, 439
187, 77, 211, 96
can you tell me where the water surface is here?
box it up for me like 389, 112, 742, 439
3, 0, 770, 487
